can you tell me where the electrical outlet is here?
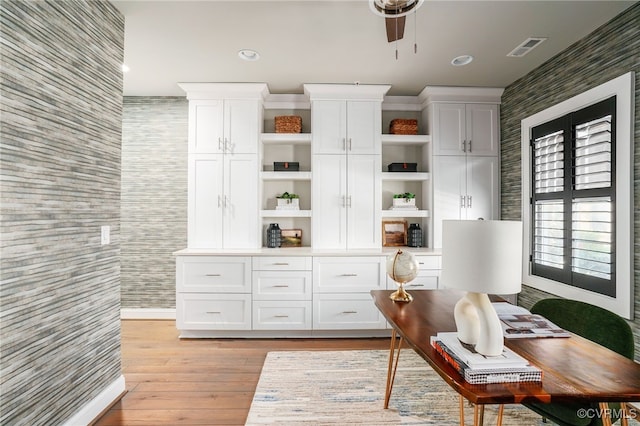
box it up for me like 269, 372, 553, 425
101, 225, 110, 245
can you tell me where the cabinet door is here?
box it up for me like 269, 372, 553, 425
466, 104, 499, 156
432, 155, 466, 248
347, 101, 380, 154
188, 154, 224, 248
466, 156, 499, 221
432, 103, 465, 156
312, 155, 348, 249
224, 154, 259, 249
224, 99, 260, 154
189, 100, 224, 154
311, 100, 346, 154
346, 155, 381, 248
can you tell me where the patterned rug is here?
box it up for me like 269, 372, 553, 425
246, 349, 550, 425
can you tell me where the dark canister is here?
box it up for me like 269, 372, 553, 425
407, 223, 423, 247
266, 223, 282, 248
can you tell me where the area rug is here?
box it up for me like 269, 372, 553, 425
246, 349, 549, 425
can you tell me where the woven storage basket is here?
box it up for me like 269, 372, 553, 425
390, 119, 418, 135
275, 116, 302, 133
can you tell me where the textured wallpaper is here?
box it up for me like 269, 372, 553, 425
0, 1, 124, 424
500, 3, 639, 358
121, 97, 188, 309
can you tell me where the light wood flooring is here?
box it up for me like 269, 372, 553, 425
93, 320, 390, 425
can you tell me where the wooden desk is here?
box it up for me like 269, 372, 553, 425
371, 289, 640, 426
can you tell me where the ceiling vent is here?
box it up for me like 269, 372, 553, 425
507, 37, 547, 57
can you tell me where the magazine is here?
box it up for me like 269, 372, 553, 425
492, 302, 571, 339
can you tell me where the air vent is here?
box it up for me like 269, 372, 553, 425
507, 37, 547, 57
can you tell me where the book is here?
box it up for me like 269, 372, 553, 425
492, 302, 571, 339
430, 336, 543, 384
436, 332, 529, 369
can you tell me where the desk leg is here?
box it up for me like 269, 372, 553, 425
384, 329, 403, 409
459, 395, 465, 426
599, 402, 613, 426
473, 404, 485, 426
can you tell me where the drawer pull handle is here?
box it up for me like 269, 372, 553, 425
206, 311, 221, 314
412, 284, 425, 287
419, 262, 425, 265
340, 273, 358, 277
274, 315, 289, 318
273, 285, 289, 288
205, 274, 221, 277
342, 311, 357, 314
273, 262, 289, 265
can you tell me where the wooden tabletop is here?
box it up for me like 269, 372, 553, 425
371, 289, 640, 405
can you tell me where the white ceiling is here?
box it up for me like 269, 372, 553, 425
112, 0, 635, 97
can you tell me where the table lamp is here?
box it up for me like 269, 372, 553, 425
440, 220, 523, 356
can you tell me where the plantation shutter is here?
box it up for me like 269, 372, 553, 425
530, 97, 615, 296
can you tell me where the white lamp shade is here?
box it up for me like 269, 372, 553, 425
441, 220, 523, 295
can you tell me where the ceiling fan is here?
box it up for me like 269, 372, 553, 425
369, 0, 424, 42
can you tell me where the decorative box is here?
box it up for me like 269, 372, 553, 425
392, 198, 416, 208
388, 163, 417, 172
274, 162, 300, 171
389, 119, 418, 135
275, 116, 302, 133
276, 198, 300, 210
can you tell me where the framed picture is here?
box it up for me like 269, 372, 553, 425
382, 220, 407, 247
281, 229, 303, 247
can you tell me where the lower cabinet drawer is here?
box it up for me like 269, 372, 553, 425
176, 293, 251, 330
414, 255, 441, 270
313, 257, 385, 293
252, 301, 312, 330
176, 256, 251, 293
252, 271, 312, 301
313, 293, 386, 330
388, 270, 439, 290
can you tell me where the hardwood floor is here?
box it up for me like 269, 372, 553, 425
94, 320, 390, 425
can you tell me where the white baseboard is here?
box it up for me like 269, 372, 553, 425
64, 375, 125, 426
120, 308, 176, 320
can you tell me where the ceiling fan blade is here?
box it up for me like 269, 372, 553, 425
385, 16, 406, 42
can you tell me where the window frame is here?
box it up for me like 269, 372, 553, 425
520, 72, 634, 319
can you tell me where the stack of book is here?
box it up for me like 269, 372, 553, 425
430, 332, 543, 384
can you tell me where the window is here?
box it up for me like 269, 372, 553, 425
521, 72, 633, 319
530, 97, 615, 296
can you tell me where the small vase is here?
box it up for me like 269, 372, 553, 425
407, 223, 423, 247
266, 223, 282, 248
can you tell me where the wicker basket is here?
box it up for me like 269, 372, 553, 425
275, 116, 302, 133
389, 119, 418, 135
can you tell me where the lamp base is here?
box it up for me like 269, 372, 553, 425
389, 284, 413, 303
455, 292, 505, 357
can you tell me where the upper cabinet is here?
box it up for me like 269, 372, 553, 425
430, 103, 499, 156
304, 84, 390, 156
311, 100, 382, 155
188, 99, 262, 154
421, 86, 503, 157
180, 83, 269, 155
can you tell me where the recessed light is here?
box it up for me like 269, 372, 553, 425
451, 55, 474, 66
238, 49, 260, 61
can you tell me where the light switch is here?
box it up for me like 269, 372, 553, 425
101, 225, 110, 245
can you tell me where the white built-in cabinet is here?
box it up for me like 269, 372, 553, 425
306, 84, 389, 249
180, 83, 268, 249
422, 87, 503, 248
175, 83, 502, 338
188, 154, 259, 248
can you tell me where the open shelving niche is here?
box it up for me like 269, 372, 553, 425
380, 100, 432, 248
259, 94, 312, 247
